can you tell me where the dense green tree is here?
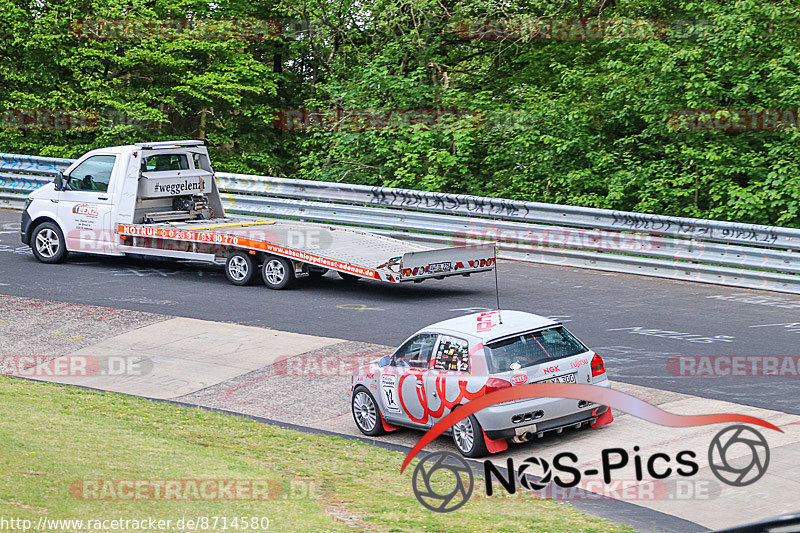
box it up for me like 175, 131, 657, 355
1, 0, 799, 226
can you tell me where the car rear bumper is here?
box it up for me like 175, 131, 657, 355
483, 405, 609, 440
476, 378, 612, 439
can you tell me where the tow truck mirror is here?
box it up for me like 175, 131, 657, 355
54, 172, 64, 191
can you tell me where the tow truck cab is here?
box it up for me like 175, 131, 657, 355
21, 140, 223, 254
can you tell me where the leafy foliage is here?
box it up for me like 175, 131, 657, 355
1, 0, 799, 226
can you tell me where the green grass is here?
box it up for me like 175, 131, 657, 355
0, 377, 632, 532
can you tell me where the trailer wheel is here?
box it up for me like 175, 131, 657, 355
262, 256, 295, 290
225, 252, 257, 286
31, 222, 68, 264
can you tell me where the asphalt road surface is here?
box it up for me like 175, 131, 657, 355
2, 208, 798, 415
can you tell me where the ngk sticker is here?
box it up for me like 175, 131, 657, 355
72, 204, 99, 217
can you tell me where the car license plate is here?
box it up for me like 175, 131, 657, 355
427, 262, 452, 273
542, 373, 576, 384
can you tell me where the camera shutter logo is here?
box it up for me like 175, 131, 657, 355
517, 456, 552, 491
708, 425, 770, 487
412, 451, 474, 512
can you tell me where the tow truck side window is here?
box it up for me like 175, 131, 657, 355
432, 336, 470, 372
392, 333, 438, 369
66, 155, 116, 192
141, 154, 189, 172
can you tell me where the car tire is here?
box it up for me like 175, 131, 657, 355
225, 252, 257, 286
261, 255, 295, 290
452, 413, 489, 458
31, 222, 68, 264
351, 386, 387, 436
338, 271, 359, 282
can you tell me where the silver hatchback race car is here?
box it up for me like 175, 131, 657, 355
350, 310, 613, 457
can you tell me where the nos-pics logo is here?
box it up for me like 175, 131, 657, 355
411, 424, 770, 512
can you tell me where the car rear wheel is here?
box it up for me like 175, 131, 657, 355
31, 222, 68, 264
261, 256, 295, 290
352, 386, 387, 436
452, 413, 489, 458
225, 252, 256, 286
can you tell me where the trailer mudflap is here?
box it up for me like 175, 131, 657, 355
400, 244, 495, 280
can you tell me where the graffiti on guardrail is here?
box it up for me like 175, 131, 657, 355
0, 154, 71, 173
610, 212, 779, 244
370, 187, 530, 217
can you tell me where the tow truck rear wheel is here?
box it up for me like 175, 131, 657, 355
261, 255, 295, 290
31, 222, 68, 264
225, 252, 257, 286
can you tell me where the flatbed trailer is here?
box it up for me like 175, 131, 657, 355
21, 140, 495, 289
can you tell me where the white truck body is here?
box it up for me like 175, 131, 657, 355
21, 140, 495, 288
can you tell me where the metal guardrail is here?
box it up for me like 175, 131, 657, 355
2, 152, 799, 294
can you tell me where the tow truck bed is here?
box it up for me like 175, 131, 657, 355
118, 218, 495, 283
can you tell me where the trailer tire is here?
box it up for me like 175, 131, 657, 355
261, 255, 295, 290
225, 252, 257, 286
31, 222, 68, 264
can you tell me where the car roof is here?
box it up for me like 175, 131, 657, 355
418, 310, 559, 344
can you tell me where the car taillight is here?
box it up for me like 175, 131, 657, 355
485, 377, 512, 394
591, 353, 606, 377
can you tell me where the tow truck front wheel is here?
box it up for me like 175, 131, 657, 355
31, 222, 68, 264
261, 256, 295, 290
225, 252, 257, 286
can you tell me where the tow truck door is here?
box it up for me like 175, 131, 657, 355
57, 154, 118, 254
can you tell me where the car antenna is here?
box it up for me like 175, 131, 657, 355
493, 244, 502, 324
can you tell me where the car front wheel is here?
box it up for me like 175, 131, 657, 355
351, 386, 387, 436
31, 222, 68, 264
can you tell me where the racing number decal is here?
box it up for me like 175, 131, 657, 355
380, 374, 401, 414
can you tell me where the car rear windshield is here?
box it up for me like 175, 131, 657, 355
485, 326, 588, 373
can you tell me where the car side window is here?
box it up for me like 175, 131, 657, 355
433, 335, 471, 372
66, 155, 117, 193
392, 334, 438, 369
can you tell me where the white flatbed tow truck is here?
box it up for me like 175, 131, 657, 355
20, 140, 495, 289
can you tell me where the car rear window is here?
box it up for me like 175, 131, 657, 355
485, 326, 588, 373
141, 154, 190, 172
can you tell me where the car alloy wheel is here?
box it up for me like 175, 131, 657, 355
453, 417, 475, 454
